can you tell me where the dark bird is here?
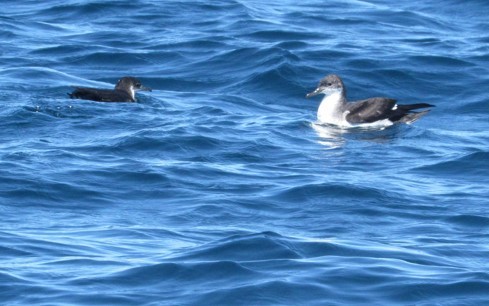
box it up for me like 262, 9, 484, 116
306, 74, 434, 127
69, 76, 152, 102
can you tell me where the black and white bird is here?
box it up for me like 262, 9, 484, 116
306, 74, 434, 127
69, 76, 152, 102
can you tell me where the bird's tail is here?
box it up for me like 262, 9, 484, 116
399, 110, 431, 124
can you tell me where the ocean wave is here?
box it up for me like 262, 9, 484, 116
1, 0, 489, 305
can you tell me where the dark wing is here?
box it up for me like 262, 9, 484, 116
345, 97, 397, 124
69, 87, 132, 102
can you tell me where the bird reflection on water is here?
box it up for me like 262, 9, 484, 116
312, 122, 402, 148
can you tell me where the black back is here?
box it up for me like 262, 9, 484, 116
345, 98, 434, 124
69, 87, 134, 102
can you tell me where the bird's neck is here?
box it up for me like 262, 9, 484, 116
116, 86, 136, 101
128, 87, 135, 101
317, 90, 346, 124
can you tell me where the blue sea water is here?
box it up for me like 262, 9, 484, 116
1, 0, 489, 305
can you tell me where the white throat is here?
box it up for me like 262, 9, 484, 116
129, 86, 136, 101
317, 91, 346, 125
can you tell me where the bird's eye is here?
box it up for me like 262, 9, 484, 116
327, 83, 332, 86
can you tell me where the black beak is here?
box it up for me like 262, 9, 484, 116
306, 87, 322, 98
140, 85, 152, 92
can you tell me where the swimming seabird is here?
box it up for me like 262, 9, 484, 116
306, 74, 434, 126
69, 76, 151, 102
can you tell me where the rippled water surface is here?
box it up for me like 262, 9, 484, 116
1, 1, 489, 305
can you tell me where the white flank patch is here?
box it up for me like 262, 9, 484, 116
354, 119, 394, 128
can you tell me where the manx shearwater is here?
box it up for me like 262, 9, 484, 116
69, 76, 152, 102
306, 74, 434, 127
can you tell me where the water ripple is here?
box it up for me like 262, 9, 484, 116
1, 0, 489, 305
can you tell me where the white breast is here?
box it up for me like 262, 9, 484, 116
317, 92, 349, 126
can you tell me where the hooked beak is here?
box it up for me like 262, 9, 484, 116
306, 87, 323, 98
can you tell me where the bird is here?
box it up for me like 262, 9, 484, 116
306, 74, 434, 127
68, 76, 152, 102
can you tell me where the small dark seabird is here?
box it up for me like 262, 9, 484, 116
306, 74, 434, 127
69, 76, 151, 102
